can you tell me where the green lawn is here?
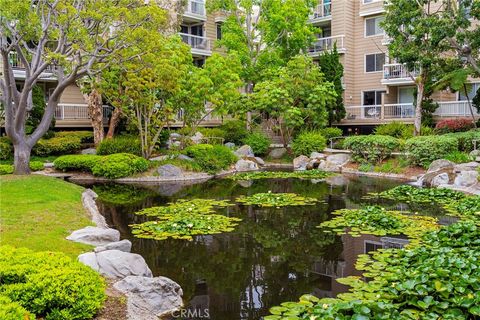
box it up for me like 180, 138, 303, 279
0, 175, 93, 257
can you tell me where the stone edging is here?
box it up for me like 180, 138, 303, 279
341, 168, 418, 182
82, 189, 108, 228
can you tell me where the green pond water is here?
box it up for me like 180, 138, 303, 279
79, 175, 450, 320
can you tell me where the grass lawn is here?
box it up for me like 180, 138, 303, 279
0, 175, 93, 257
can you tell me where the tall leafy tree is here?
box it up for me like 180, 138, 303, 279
0, 0, 167, 174
318, 45, 345, 126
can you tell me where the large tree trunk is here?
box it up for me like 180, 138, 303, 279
86, 88, 104, 145
414, 81, 425, 136
13, 141, 32, 175
106, 107, 122, 139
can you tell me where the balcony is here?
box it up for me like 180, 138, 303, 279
382, 63, 418, 85
308, 2, 332, 25
434, 101, 480, 117
173, 107, 225, 127
308, 35, 346, 57
179, 33, 212, 57
183, 0, 207, 22
8, 52, 57, 81
54, 104, 111, 127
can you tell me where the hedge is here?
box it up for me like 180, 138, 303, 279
343, 135, 400, 164
242, 132, 271, 156
53, 155, 102, 172
0, 162, 44, 175
184, 144, 237, 173
54, 131, 93, 143
291, 131, 327, 156
33, 136, 82, 156
96, 135, 142, 156
0, 246, 105, 320
405, 135, 458, 167
443, 130, 480, 152
91, 153, 149, 179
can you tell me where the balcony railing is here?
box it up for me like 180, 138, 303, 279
175, 107, 224, 124
434, 101, 480, 117
54, 104, 111, 121
310, 2, 332, 20
383, 63, 418, 81
179, 33, 211, 52
309, 35, 345, 55
184, 0, 206, 16
8, 51, 56, 72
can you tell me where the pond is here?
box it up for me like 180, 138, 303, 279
78, 175, 447, 320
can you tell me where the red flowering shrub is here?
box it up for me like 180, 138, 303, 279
435, 118, 474, 133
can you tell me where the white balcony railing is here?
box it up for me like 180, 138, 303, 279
384, 103, 416, 119
345, 105, 382, 120
434, 101, 480, 117
310, 2, 332, 20
184, 0, 206, 16
175, 107, 223, 123
54, 104, 111, 121
309, 35, 345, 55
383, 63, 418, 81
179, 33, 211, 52
8, 51, 56, 72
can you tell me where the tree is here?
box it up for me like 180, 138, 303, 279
251, 55, 336, 146
0, 0, 167, 174
383, 0, 450, 135
318, 45, 345, 126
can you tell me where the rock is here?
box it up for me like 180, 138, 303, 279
325, 153, 351, 166
454, 162, 480, 172
318, 160, 341, 172
253, 157, 265, 166
114, 276, 183, 320
82, 189, 108, 228
427, 159, 455, 173
190, 132, 204, 144
268, 148, 287, 159
157, 164, 183, 177
310, 152, 326, 160
170, 132, 182, 139
78, 250, 152, 280
469, 149, 480, 159
237, 179, 254, 188
420, 168, 455, 187
326, 175, 349, 186
177, 154, 194, 162
454, 170, 479, 187
67, 226, 120, 246
95, 240, 132, 253
224, 142, 236, 149
431, 172, 450, 187
234, 145, 254, 158
81, 148, 97, 155
44, 162, 54, 168
307, 159, 320, 170
293, 155, 310, 171
235, 159, 258, 172
150, 155, 170, 161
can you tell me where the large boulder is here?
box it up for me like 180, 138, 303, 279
326, 153, 351, 166
235, 159, 258, 172
454, 170, 479, 187
268, 148, 287, 159
78, 250, 153, 280
293, 155, 310, 171
253, 157, 265, 166
157, 164, 183, 177
224, 142, 236, 149
190, 132, 204, 144
427, 159, 455, 173
176, 154, 194, 162
235, 145, 255, 158
431, 172, 450, 187
310, 152, 326, 160
454, 162, 480, 172
95, 239, 132, 253
114, 276, 183, 320
421, 168, 455, 187
81, 148, 97, 155
66, 226, 120, 246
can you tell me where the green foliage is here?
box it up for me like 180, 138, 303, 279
443, 130, 480, 152
55, 131, 94, 143
219, 120, 248, 145
372, 122, 433, 140
242, 132, 271, 156
320, 206, 438, 239
0, 246, 105, 319
318, 127, 343, 141
444, 150, 472, 163
358, 163, 373, 172
0, 137, 13, 160
343, 135, 401, 164
93, 184, 156, 206
372, 185, 466, 205
184, 144, 237, 173
0, 295, 33, 320
445, 196, 480, 219
228, 169, 332, 181
33, 136, 82, 156
291, 131, 327, 156
197, 128, 226, 139
0, 164, 14, 175
405, 135, 458, 167
96, 135, 142, 156
91, 153, 149, 179
25, 86, 55, 137
28, 161, 44, 171
154, 158, 203, 173
135, 199, 232, 217
236, 192, 318, 207
53, 155, 101, 172
373, 158, 409, 174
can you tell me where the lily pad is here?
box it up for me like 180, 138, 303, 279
236, 192, 318, 207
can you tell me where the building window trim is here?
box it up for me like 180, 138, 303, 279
364, 15, 385, 38
364, 52, 385, 73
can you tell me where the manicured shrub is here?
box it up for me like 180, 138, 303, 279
374, 122, 434, 139
443, 130, 480, 152
0, 246, 105, 320
184, 144, 237, 173
219, 120, 248, 145
55, 131, 94, 143
405, 135, 458, 167
29, 161, 44, 171
343, 135, 400, 164
0, 295, 33, 320
92, 153, 149, 179
198, 128, 225, 138
33, 136, 82, 156
435, 117, 474, 133
54, 154, 102, 172
0, 164, 13, 175
96, 135, 142, 156
291, 131, 327, 156
242, 132, 271, 156
319, 127, 343, 141
0, 137, 13, 160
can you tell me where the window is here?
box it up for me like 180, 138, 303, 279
459, 83, 480, 101
365, 53, 385, 72
365, 241, 383, 254
216, 22, 223, 40
363, 90, 384, 106
365, 16, 384, 36
363, 0, 382, 3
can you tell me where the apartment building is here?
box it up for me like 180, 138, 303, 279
309, 0, 479, 133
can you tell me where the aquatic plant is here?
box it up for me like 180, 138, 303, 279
370, 185, 466, 204
134, 199, 233, 217
236, 192, 318, 207
228, 169, 333, 181
445, 196, 480, 220
319, 206, 438, 239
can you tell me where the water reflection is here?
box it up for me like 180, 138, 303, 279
79, 176, 429, 320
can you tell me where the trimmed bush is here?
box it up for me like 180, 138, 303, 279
443, 130, 480, 152
0, 137, 13, 160
374, 122, 435, 139
33, 136, 82, 156
291, 131, 327, 156
96, 135, 142, 156
92, 153, 149, 179
54, 154, 102, 172
219, 120, 248, 145
29, 161, 44, 171
55, 131, 93, 143
0, 295, 33, 320
319, 127, 343, 141
242, 132, 271, 156
435, 118, 474, 133
0, 246, 105, 320
184, 144, 237, 173
405, 135, 458, 167
0, 164, 13, 175
343, 135, 400, 164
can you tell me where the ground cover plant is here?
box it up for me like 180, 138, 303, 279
227, 169, 332, 181
445, 196, 480, 219
236, 192, 318, 207
0, 246, 105, 320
